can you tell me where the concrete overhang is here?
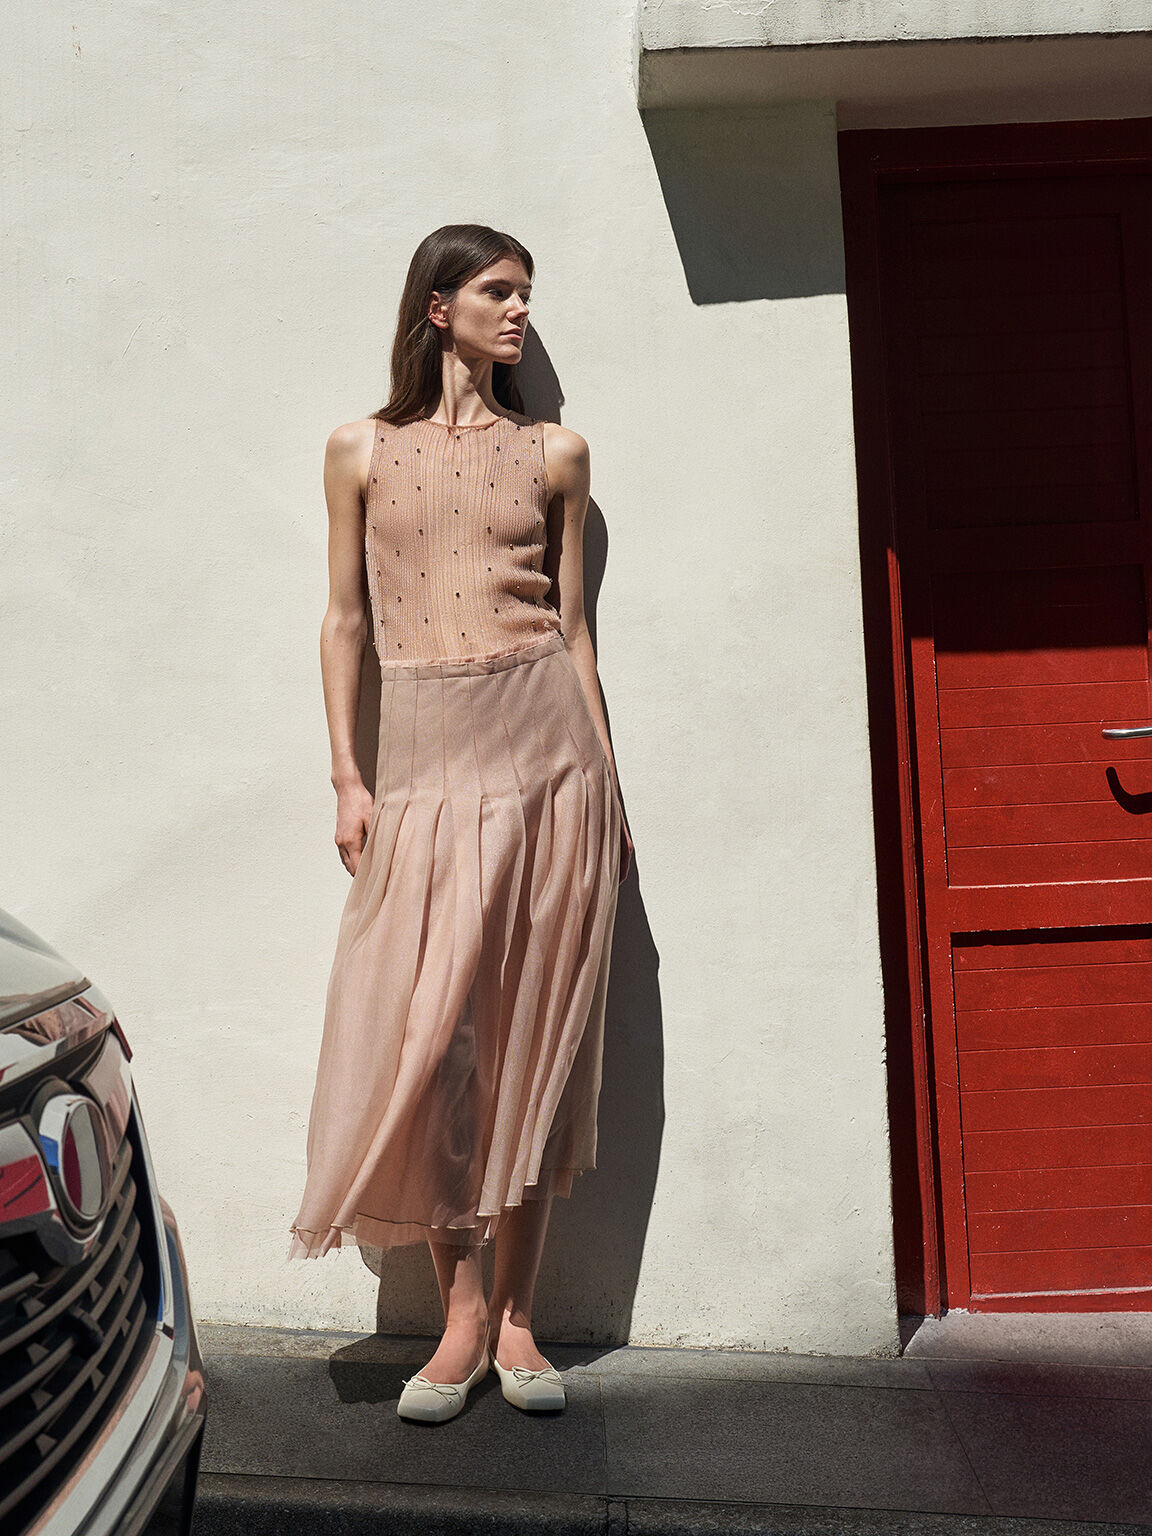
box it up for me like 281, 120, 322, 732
638, 2, 1152, 127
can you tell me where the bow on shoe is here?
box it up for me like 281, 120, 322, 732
506, 1365, 562, 1384
401, 1374, 464, 1398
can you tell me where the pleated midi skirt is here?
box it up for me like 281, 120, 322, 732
288, 629, 621, 1270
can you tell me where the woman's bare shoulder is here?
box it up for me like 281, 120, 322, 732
325, 419, 379, 502
326, 417, 379, 458
539, 421, 590, 499
539, 420, 588, 453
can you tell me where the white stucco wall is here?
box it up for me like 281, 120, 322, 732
1, 2, 895, 1354
641, 0, 1152, 50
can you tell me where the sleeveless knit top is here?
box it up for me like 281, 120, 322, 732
364, 411, 563, 664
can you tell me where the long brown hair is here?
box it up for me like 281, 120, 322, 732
376, 224, 534, 425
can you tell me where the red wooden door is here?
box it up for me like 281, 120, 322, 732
855, 146, 1152, 1311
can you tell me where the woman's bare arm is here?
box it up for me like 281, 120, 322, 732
321, 420, 376, 874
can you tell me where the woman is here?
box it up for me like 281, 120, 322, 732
288, 224, 633, 1423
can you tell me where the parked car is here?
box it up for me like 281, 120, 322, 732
0, 907, 205, 1535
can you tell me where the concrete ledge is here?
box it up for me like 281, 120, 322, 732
192, 1476, 608, 1534
903, 1310, 1152, 1367
199, 1312, 1152, 1370
639, 0, 1152, 52
191, 1475, 1152, 1536
194, 1323, 1152, 1528
638, 32, 1152, 130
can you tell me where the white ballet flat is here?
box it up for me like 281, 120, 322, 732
397, 1333, 490, 1423
492, 1353, 566, 1412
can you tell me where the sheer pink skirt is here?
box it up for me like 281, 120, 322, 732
287, 630, 621, 1273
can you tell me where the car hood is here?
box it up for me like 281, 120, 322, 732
0, 907, 88, 1030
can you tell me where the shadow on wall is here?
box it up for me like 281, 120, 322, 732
352, 335, 666, 1346
642, 101, 847, 302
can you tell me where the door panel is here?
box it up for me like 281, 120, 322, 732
876, 169, 1152, 1309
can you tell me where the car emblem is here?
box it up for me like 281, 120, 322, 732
37, 1093, 113, 1225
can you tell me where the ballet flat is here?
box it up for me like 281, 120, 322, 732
397, 1333, 490, 1423
492, 1353, 566, 1412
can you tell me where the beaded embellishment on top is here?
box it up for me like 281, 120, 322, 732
364, 414, 561, 663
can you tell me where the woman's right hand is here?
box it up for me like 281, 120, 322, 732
334, 778, 376, 877
619, 815, 634, 885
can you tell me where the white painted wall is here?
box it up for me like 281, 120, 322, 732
1, 2, 896, 1354
641, 0, 1152, 50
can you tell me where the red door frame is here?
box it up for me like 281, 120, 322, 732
838, 117, 1152, 1317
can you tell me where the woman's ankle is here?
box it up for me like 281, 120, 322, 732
488, 1303, 534, 1338
445, 1308, 488, 1333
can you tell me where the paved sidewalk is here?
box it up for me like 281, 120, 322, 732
190, 1313, 1152, 1534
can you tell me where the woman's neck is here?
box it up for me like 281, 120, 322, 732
433, 355, 501, 426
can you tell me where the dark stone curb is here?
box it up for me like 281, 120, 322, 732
191, 1474, 1151, 1536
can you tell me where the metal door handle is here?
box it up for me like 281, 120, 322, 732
1102, 726, 1152, 738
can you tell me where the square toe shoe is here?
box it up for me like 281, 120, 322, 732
397, 1340, 490, 1423
492, 1355, 566, 1411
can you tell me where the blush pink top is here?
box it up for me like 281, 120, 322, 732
365, 411, 563, 663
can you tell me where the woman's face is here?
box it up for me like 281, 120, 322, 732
431, 256, 532, 364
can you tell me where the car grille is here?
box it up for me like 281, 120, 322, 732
0, 1122, 157, 1533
